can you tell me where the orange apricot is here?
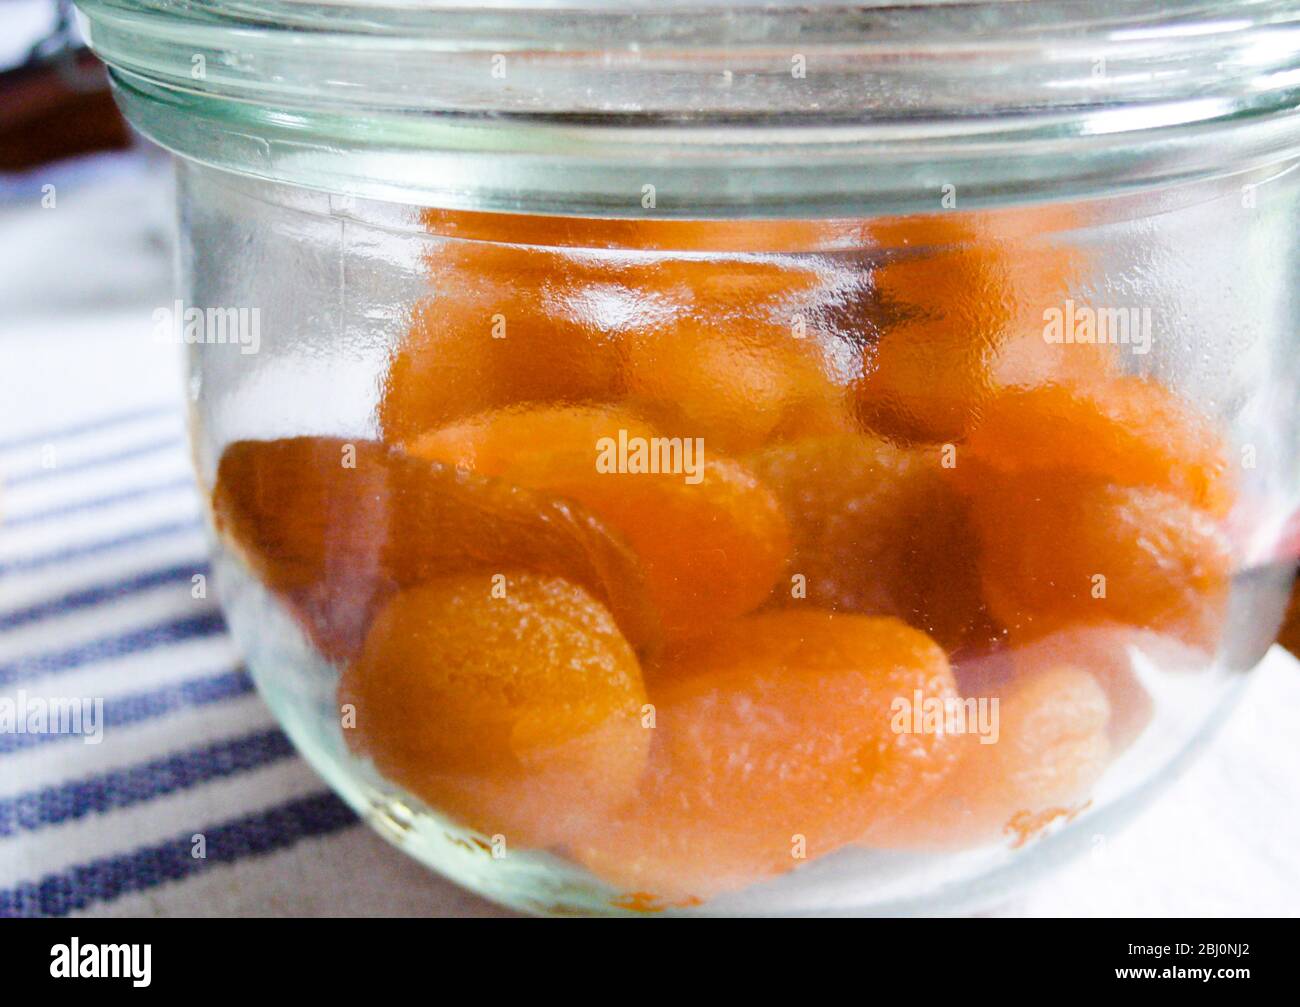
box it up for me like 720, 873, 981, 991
616, 253, 854, 452
989, 326, 1117, 391
339, 573, 649, 847
404, 404, 644, 481
851, 211, 1084, 444
378, 243, 636, 441
570, 611, 959, 903
406, 405, 790, 642
852, 244, 1008, 444
870, 665, 1111, 851
622, 316, 850, 455
1006, 623, 1211, 752
963, 376, 1234, 518
211, 436, 658, 654
968, 471, 1232, 649
747, 433, 984, 651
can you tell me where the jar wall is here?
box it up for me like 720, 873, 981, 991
181, 157, 1300, 914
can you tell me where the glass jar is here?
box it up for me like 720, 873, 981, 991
77, 0, 1300, 915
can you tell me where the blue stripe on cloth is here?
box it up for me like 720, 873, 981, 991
0, 561, 212, 631
0, 666, 253, 756
0, 405, 176, 453
0, 791, 358, 917
0, 728, 295, 837
0, 516, 204, 576
0, 474, 196, 529
0, 610, 227, 687
1, 434, 185, 487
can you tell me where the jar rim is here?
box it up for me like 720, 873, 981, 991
76, 0, 1300, 215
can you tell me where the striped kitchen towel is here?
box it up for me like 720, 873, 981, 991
0, 404, 361, 917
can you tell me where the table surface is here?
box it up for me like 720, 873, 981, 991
1, 151, 1297, 917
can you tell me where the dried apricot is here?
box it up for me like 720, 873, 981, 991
623, 316, 850, 455
871, 665, 1111, 850
964, 376, 1234, 517
969, 471, 1232, 648
614, 253, 853, 452
989, 326, 1117, 391
339, 573, 649, 847
570, 611, 959, 902
211, 436, 658, 653
378, 244, 633, 441
747, 433, 983, 651
851, 212, 1084, 444
406, 405, 790, 642
851, 244, 1008, 443
1005, 623, 1211, 752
